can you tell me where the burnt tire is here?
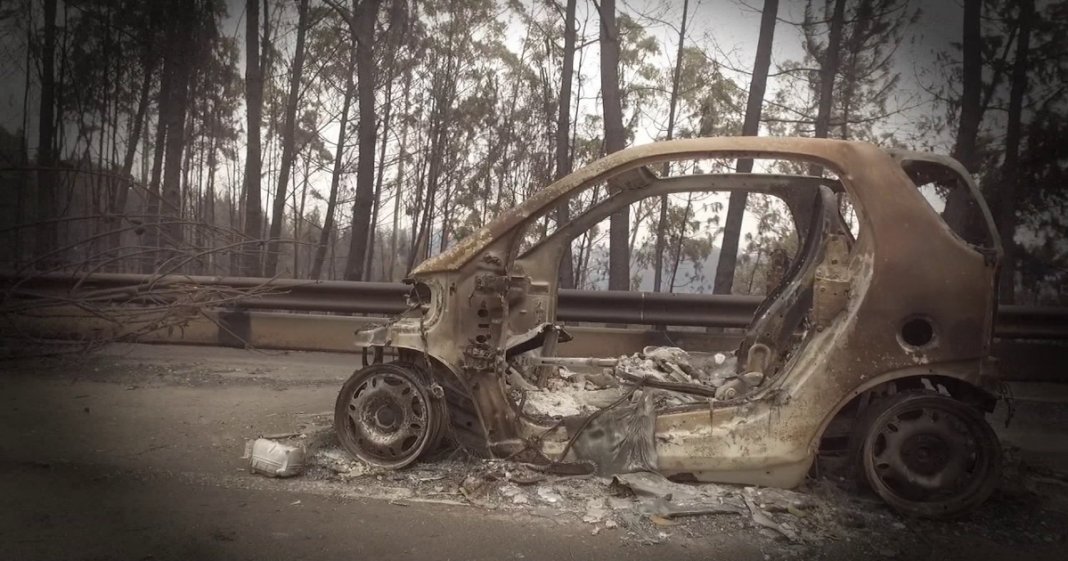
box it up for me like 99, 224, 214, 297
852, 390, 1001, 518
334, 362, 445, 469
436, 371, 491, 458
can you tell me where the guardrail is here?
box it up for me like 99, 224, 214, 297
4, 271, 1067, 339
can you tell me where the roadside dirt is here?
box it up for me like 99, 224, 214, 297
2, 343, 1067, 560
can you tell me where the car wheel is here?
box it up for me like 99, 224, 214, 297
853, 390, 1001, 518
334, 362, 445, 469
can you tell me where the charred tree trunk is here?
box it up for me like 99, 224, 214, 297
142, 41, 173, 274
259, 0, 274, 246
310, 51, 355, 281
669, 193, 694, 291
34, 0, 58, 268
241, 0, 264, 276
264, 0, 310, 276
389, 72, 412, 281
408, 36, 457, 273
294, 154, 310, 277
996, 0, 1033, 303
366, 72, 394, 279
712, 0, 779, 294
159, 6, 196, 262
653, 0, 689, 293
943, 0, 983, 234
555, 0, 578, 289
110, 42, 156, 229
344, 0, 383, 281
599, 0, 628, 291
953, 0, 982, 171
812, 0, 846, 141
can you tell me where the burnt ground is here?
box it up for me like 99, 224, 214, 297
1, 342, 1067, 561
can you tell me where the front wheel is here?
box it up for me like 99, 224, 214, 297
854, 391, 1001, 518
334, 362, 446, 469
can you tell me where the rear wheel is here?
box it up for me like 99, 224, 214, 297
854, 391, 1001, 518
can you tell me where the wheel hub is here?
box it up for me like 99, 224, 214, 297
900, 433, 952, 475
375, 404, 400, 429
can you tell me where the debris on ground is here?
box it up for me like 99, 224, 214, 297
612, 471, 746, 518
245, 418, 1068, 556
744, 494, 800, 542
515, 346, 748, 420
244, 438, 306, 478
247, 384, 1068, 555
263, 423, 865, 545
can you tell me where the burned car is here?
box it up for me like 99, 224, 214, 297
334, 137, 1005, 518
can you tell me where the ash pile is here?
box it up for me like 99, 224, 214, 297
510, 346, 765, 420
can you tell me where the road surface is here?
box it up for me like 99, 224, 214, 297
1, 343, 1066, 560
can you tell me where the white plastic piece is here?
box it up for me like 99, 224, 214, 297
246, 438, 306, 478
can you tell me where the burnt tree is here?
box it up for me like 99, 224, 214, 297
653, 0, 689, 293
242, 0, 265, 276
34, 0, 57, 267
996, 0, 1034, 303
555, 0, 578, 289
712, 0, 780, 294
599, 0, 628, 291
344, 0, 383, 281
265, 0, 312, 277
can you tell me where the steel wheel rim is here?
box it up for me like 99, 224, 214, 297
342, 370, 431, 466
864, 400, 996, 510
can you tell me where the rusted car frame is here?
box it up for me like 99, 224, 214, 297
337, 137, 1005, 517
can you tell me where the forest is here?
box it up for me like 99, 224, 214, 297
0, 0, 1065, 304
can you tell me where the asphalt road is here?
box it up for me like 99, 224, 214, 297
1, 343, 1067, 561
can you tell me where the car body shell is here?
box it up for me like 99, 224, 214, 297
355, 137, 1002, 488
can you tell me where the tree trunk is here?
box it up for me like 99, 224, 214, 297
408, 39, 457, 273
712, 0, 779, 294
113, 48, 155, 201
34, 0, 58, 268
294, 155, 309, 277
996, 0, 1033, 304
555, 0, 578, 289
813, 0, 846, 141
205, 117, 218, 273
943, 0, 982, 235
653, 0, 689, 293
599, 0, 628, 291
344, 0, 383, 281
365, 73, 394, 279
142, 44, 172, 274
242, 0, 264, 276
264, 0, 310, 276
669, 193, 694, 291
159, 8, 195, 261
310, 55, 355, 281
953, 0, 982, 171
259, 0, 274, 247
388, 72, 412, 281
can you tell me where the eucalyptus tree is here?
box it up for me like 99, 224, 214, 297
242, 0, 265, 276
711, 0, 778, 295
264, 0, 313, 277
599, 0, 628, 291
308, 5, 357, 280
